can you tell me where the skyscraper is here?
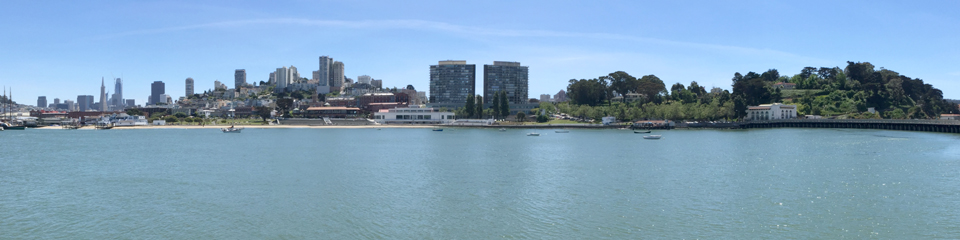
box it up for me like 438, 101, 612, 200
274, 66, 289, 91
429, 60, 476, 104
64, 100, 75, 111
235, 69, 246, 89
77, 95, 94, 112
318, 56, 331, 86
331, 61, 344, 88
185, 77, 194, 97
111, 78, 123, 109
150, 81, 165, 105
100, 77, 107, 111
483, 61, 528, 104
37, 96, 46, 109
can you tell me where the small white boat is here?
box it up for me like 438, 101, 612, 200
527, 132, 540, 136
555, 130, 569, 133
642, 135, 661, 140
498, 128, 507, 132
222, 126, 243, 133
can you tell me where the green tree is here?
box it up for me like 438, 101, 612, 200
605, 71, 637, 102
164, 116, 179, 123
516, 112, 526, 122
492, 91, 501, 119
636, 75, 667, 102
255, 106, 272, 122
536, 114, 549, 123
174, 112, 188, 118
276, 98, 294, 117
125, 108, 142, 116
499, 90, 509, 119
464, 94, 475, 118
475, 95, 484, 119
566, 78, 610, 106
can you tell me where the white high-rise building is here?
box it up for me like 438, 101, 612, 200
316, 56, 335, 94
358, 75, 371, 84
273, 66, 299, 92
185, 77, 194, 97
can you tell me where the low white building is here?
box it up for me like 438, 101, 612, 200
602, 116, 616, 125
746, 103, 797, 121
115, 116, 148, 126
373, 106, 456, 124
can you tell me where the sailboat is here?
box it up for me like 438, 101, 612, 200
2, 87, 25, 130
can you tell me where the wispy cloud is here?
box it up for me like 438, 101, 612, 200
93, 18, 824, 62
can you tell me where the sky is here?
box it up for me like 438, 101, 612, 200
2, 0, 959, 106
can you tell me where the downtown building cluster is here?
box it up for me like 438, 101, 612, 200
28, 56, 568, 125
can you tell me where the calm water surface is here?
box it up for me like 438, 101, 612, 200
2, 127, 960, 239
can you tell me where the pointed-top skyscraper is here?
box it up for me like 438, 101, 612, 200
100, 77, 107, 111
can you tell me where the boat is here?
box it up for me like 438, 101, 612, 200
634, 130, 651, 134
498, 128, 507, 132
95, 122, 114, 130
555, 130, 569, 133
527, 132, 540, 136
642, 135, 662, 140
222, 126, 243, 133
432, 128, 443, 132
1, 122, 26, 130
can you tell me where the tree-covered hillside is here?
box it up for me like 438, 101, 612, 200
560, 61, 958, 121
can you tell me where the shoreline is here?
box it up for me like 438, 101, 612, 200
32, 125, 436, 130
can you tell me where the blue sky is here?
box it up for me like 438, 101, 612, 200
2, 0, 959, 105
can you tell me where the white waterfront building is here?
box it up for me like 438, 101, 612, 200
373, 106, 456, 124
746, 103, 797, 121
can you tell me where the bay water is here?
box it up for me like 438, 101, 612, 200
2, 128, 960, 239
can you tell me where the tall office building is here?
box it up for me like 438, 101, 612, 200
150, 81, 165, 105
483, 61, 528, 104
37, 96, 46, 109
111, 78, 123, 109
125, 99, 136, 108
64, 100, 75, 111
274, 66, 290, 91
429, 60, 476, 104
185, 77, 194, 97
99, 77, 108, 111
77, 95, 94, 112
318, 56, 332, 86
330, 61, 344, 87
235, 69, 246, 89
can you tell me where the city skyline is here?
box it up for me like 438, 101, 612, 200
2, 1, 959, 105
